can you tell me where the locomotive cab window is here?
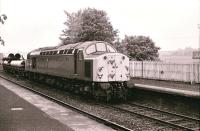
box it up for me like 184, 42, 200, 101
86, 44, 96, 54
86, 43, 116, 54
96, 43, 106, 52
107, 45, 116, 53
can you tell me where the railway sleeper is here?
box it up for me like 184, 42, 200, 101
178, 122, 197, 127
146, 113, 160, 117
166, 119, 186, 124
166, 118, 182, 122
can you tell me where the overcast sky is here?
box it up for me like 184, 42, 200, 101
0, 0, 199, 53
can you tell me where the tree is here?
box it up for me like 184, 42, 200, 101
60, 8, 118, 45
0, 14, 7, 46
122, 35, 160, 61
112, 37, 126, 54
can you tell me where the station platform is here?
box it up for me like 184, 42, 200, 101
0, 78, 114, 131
0, 84, 71, 131
128, 78, 200, 99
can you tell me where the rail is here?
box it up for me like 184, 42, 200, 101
102, 103, 200, 131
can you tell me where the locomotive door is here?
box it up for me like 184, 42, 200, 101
74, 49, 78, 74
32, 57, 36, 69
74, 49, 84, 78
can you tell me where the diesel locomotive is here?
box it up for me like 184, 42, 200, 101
3, 41, 130, 101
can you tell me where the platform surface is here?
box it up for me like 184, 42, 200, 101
0, 84, 72, 131
128, 78, 200, 98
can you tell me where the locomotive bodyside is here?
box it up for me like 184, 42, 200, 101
19, 41, 130, 100
25, 54, 76, 78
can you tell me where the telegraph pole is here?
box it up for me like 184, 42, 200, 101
198, 24, 200, 90
198, 24, 200, 56
198, 24, 200, 84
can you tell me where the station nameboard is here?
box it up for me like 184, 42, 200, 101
192, 51, 200, 59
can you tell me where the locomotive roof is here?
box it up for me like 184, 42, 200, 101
28, 41, 111, 57
56, 41, 109, 50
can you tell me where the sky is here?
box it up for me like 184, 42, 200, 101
0, 0, 200, 53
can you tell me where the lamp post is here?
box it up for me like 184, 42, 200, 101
198, 24, 200, 83
198, 24, 200, 55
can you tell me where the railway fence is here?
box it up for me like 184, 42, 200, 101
130, 61, 200, 83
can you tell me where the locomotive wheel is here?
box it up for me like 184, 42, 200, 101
93, 90, 112, 102
94, 94, 100, 102
122, 89, 127, 101
93, 83, 103, 102
122, 82, 128, 100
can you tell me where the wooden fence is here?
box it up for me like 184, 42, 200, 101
130, 61, 200, 83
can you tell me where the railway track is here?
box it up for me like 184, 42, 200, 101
102, 103, 200, 131
0, 74, 132, 131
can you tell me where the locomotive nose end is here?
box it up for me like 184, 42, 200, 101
95, 53, 130, 82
